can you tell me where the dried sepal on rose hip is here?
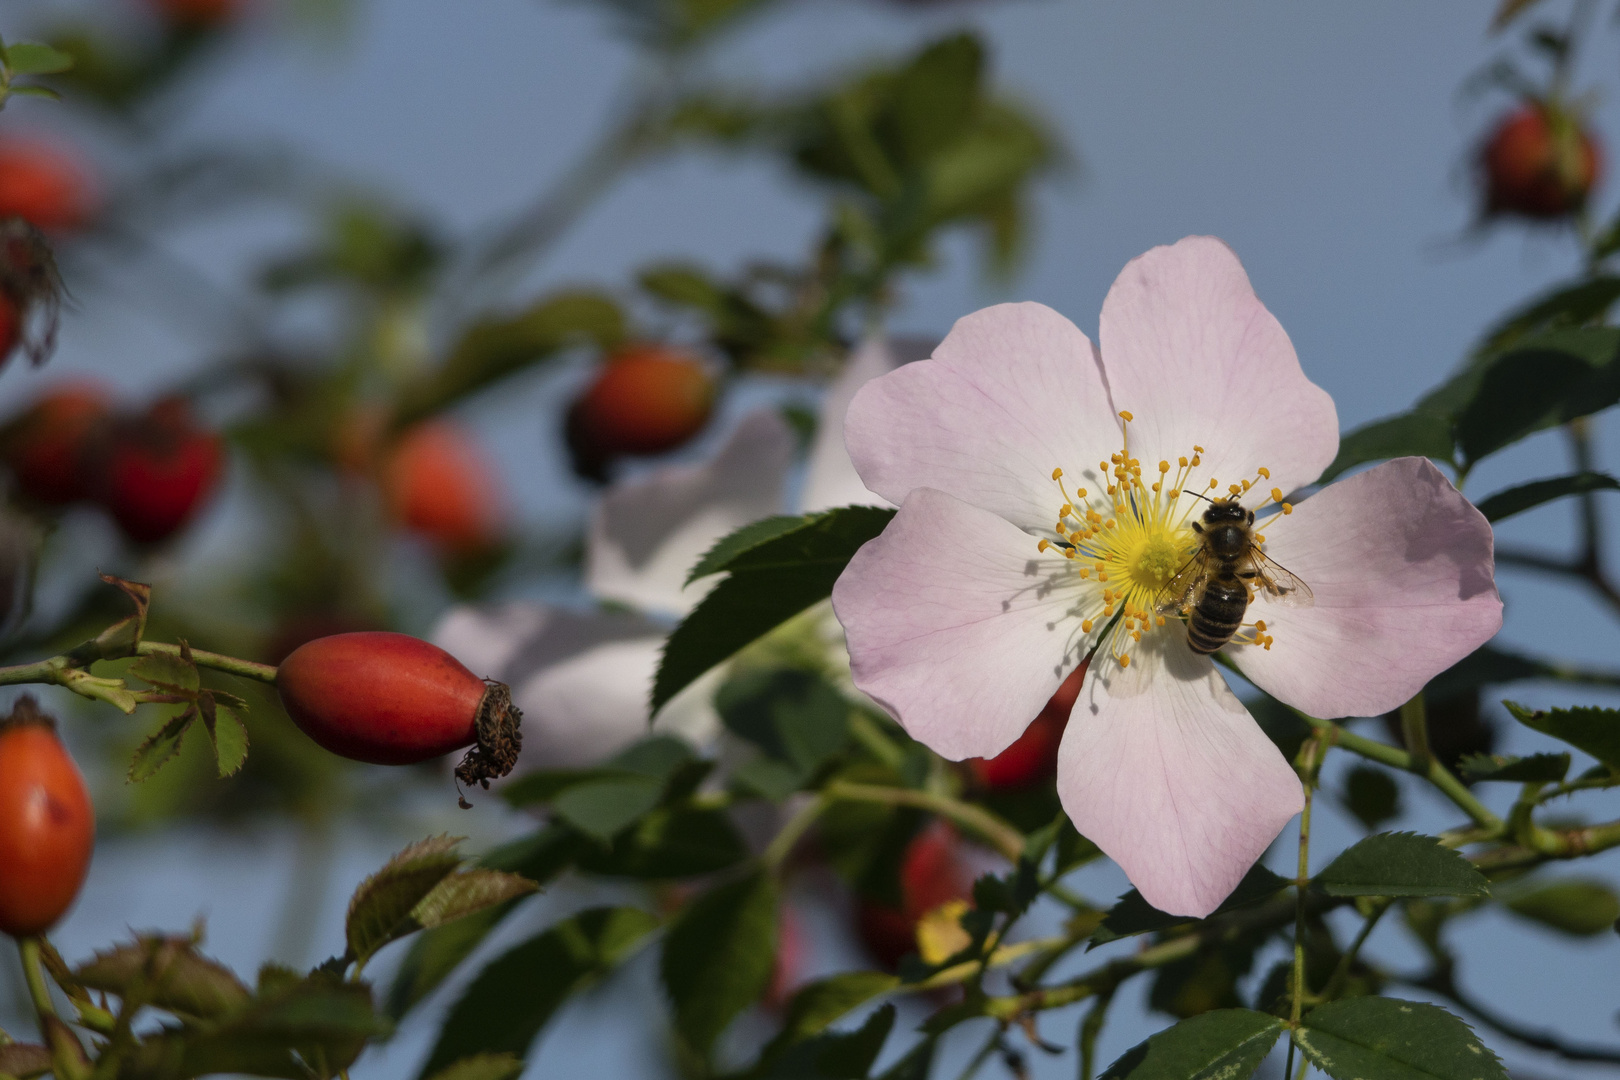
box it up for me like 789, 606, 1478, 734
0, 220, 65, 373
0, 696, 94, 938
274, 632, 522, 805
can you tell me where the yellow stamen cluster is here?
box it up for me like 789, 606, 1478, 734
1037, 413, 1294, 666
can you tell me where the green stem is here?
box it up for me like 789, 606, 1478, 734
1294, 712, 1500, 832
1290, 777, 1314, 1025
19, 937, 85, 1080
1397, 693, 1431, 774
762, 795, 828, 872
1077, 987, 1115, 1080
822, 780, 1025, 861
134, 641, 278, 684
1319, 900, 1388, 1002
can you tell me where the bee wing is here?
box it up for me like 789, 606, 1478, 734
1155, 549, 1210, 615
1246, 549, 1314, 608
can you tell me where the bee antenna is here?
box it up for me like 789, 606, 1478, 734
1183, 489, 1215, 505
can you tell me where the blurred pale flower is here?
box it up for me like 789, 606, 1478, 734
433, 337, 913, 767
831, 237, 1502, 917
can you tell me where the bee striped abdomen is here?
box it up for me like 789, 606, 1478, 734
1187, 576, 1247, 654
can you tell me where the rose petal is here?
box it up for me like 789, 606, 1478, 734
831, 486, 1090, 760
513, 635, 722, 768
802, 335, 912, 513
587, 409, 794, 617
1228, 456, 1502, 719
1098, 236, 1338, 497
431, 602, 552, 679
844, 303, 1121, 532
1058, 634, 1303, 918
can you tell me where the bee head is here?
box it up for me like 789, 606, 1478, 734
1202, 499, 1249, 526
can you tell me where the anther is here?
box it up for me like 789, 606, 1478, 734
1082, 619, 1094, 633
1159, 461, 1170, 473
1254, 533, 1265, 543
1119, 410, 1134, 422
1228, 483, 1242, 496
1076, 488, 1087, 499
1193, 445, 1205, 453
1282, 502, 1293, 515
1255, 620, 1266, 632
1052, 467, 1063, 480
1178, 456, 1188, 467
1119, 654, 1131, 668
1271, 487, 1284, 504
1207, 478, 1219, 490
1037, 539, 1051, 552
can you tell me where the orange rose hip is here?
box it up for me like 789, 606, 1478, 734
275, 632, 521, 791
0, 697, 94, 937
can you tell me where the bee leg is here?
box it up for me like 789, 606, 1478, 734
1191, 522, 1204, 534
1237, 570, 1257, 579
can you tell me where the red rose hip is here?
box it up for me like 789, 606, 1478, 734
276, 632, 521, 791
3, 381, 112, 505
100, 398, 225, 544
968, 658, 1088, 790
566, 344, 715, 479
0, 697, 94, 938
1481, 102, 1602, 220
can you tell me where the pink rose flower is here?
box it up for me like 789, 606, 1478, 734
831, 236, 1503, 917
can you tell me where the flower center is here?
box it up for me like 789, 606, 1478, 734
1037, 411, 1288, 669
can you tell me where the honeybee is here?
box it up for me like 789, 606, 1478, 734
1156, 497, 1313, 654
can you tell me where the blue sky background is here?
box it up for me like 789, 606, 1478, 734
3, 1, 1620, 1077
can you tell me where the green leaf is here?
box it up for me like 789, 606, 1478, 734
686, 515, 813, 585
661, 870, 779, 1055
393, 290, 625, 425
574, 806, 749, 879
1343, 765, 1401, 830
73, 936, 251, 1021
346, 836, 466, 967
1474, 276, 1620, 356
5, 43, 73, 75
552, 776, 665, 840
890, 34, 983, 169
1505, 701, 1620, 770
386, 828, 585, 1020
758, 971, 900, 1068
1091, 865, 1290, 946
1424, 643, 1564, 699
385, 905, 509, 1022
763, 1004, 895, 1080
1454, 330, 1620, 464
7, 85, 59, 101
716, 668, 851, 780
653, 506, 895, 713
1502, 877, 1620, 936
410, 870, 538, 932
421, 1054, 524, 1080
1294, 997, 1507, 1080
1319, 412, 1454, 482
129, 652, 200, 695
418, 907, 658, 1078
1313, 832, 1488, 898
1457, 752, 1571, 783
128, 708, 196, 783
1099, 1009, 1285, 1080
1474, 471, 1620, 522
199, 693, 249, 778
126, 972, 389, 1080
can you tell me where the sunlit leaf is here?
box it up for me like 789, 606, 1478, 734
346, 836, 466, 967
74, 936, 251, 1021
1099, 1009, 1285, 1080
1294, 997, 1507, 1080
5, 42, 73, 75
129, 708, 196, 783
